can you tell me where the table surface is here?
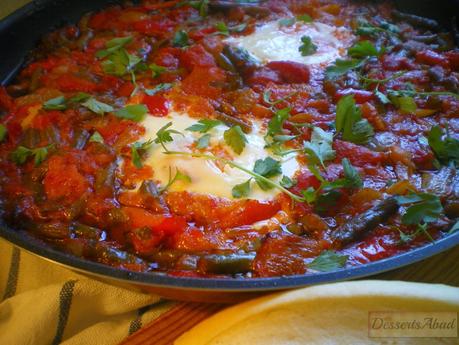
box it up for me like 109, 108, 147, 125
121, 245, 459, 345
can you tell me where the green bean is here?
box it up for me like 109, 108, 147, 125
198, 253, 255, 274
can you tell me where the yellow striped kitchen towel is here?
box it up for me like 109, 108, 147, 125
0, 239, 175, 345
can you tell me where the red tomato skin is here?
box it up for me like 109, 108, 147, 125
416, 50, 449, 68
446, 50, 459, 71
266, 61, 310, 84
143, 94, 170, 116
57, 74, 97, 93
334, 140, 386, 167
335, 88, 374, 103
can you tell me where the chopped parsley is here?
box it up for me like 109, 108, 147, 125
308, 250, 348, 272
144, 83, 173, 96
43, 96, 67, 110
232, 179, 252, 198
131, 139, 154, 168
186, 119, 223, 133
196, 133, 211, 149
267, 107, 291, 137
89, 131, 104, 144
161, 167, 192, 192
82, 98, 114, 115
114, 104, 148, 122
427, 126, 459, 167
149, 63, 167, 78
11, 144, 53, 166
303, 127, 335, 169
154, 122, 183, 152
325, 59, 364, 79
299, 36, 317, 56
0, 124, 7, 142
95, 36, 132, 59
253, 157, 282, 190
224, 125, 247, 155
172, 30, 189, 47
348, 40, 382, 58
335, 95, 374, 144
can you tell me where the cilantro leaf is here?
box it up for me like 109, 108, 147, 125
224, 125, 247, 154
325, 59, 363, 79
114, 104, 148, 122
0, 124, 7, 142
144, 83, 173, 96
303, 127, 335, 169
161, 167, 191, 192
186, 119, 223, 133
69, 92, 91, 103
232, 179, 251, 198
427, 126, 459, 167
395, 193, 443, 225
342, 158, 363, 188
11, 144, 53, 166
172, 30, 189, 47
149, 63, 167, 78
302, 187, 317, 203
267, 107, 290, 136
96, 36, 132, 58
348, 40, 381, 58
89, 131, 104, 144
43, 96, 67, 110
308, 250, 348, 272
196, 133, 211, 149
215, 22, 229, 35
131, 139, 154, 168
82, 98, 114, 115
391, 96, 417, 114
335, 95, 374, 144
154, 122, 183, 152
297, 14, 313, 23
279, 18, 295, 27
280, 175, 296, 188
189, 0, 209, 17
299, 36, 317, 56
253, 157, 282, 190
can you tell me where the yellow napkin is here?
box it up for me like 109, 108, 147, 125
0, 239, 175, 345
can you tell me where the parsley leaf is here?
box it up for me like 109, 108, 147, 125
348, 40, 381, 58
114, 104, 148, 122
232, 179, 251, 198
267, 107, 290, 136
395, 193, 443, 225
280, 175, 296, 188
325, 59, 364, 79
303, 127, 335, 169
161, 167, 191, 192
96, 36, 132, 58
427, 126, 459, 167
43, 96, 67, 110
391, 95, 417, 114
144, 83, 173, 96
186, 119, 223, 133
342, 158, 363, 188
154, 122, 183, 152
69, 92, 91, 103
279, 18, 295, 27
82, 98, 114, 115
172, 30, 189, 47
11, 144, 53, 166
224, 125, 247, 154
299, 36, 317, 56
253, 157, 282, 190
308, 250, 348, 272
131, 139, 154, 168
335, 95, 374, 144
149, 63, 167, 78
89, 131, 104, 144
196, 133, 211, 149
297, 14, 313, 23
0, 124, 7, 142
215, 22, 229, 35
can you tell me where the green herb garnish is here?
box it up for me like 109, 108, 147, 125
335, 95, 374, 144
299, 36, 317, 56
11, 144, 53, 166
224, 125, 247, 155
114, 104, 148, 122
308, 250, 348, 272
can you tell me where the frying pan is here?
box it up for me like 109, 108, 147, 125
1, 0, 458, 303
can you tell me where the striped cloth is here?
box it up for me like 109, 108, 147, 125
0, 239, 176, 345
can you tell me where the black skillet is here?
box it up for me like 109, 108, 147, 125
0, 0, 458, 302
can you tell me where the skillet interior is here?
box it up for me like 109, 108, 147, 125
0, 0, 458, 293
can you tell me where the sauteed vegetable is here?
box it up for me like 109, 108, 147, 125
0, 0, 457, 278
